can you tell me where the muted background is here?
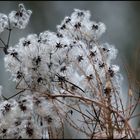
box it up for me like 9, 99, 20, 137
0, 1, 140, 135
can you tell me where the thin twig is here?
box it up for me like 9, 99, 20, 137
2, 89, 25, 100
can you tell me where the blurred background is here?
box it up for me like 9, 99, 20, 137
0, 1, 140, 136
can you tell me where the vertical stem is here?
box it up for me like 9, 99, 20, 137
107, 97, 113, 139
105, 82, 113, 139
7, 17, 12, 47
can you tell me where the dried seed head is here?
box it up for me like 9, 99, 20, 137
104, 81, 112, 95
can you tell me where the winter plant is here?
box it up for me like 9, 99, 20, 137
0, 4, 140, 139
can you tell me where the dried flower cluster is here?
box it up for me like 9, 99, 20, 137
0, 4, 139, 139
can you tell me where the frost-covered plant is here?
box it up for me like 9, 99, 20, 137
0, 4, 139, 139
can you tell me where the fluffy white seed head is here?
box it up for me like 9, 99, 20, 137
1, 6, 124, 139
0, 13, 8, 33
9, 4, 32, 29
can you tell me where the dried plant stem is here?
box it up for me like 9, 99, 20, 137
41, 92, 136, 138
